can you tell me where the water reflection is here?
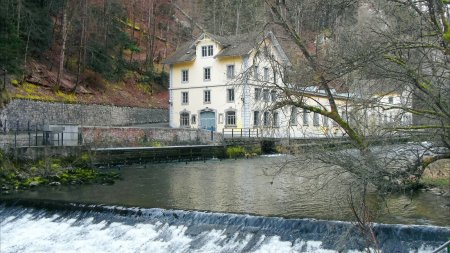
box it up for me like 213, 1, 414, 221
4, 156, 449, 226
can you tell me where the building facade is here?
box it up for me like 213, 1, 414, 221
163, 32, 412, 138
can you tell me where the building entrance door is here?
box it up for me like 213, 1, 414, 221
200, 111, 216, 131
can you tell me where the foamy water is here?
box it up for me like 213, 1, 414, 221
0, 204, 447, 253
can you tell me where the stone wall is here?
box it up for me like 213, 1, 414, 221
0, 99, 168, 131
81, 127, 224, 147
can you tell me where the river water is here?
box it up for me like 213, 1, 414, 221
1, 156, 449, 252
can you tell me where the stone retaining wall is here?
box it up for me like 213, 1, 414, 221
0, 99, 168, 131
81, 127, 223, 147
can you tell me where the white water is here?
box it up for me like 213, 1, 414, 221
0, 209, 441, 253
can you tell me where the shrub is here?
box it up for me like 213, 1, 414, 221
226, 146, 246, 159
83, 70, 106, 91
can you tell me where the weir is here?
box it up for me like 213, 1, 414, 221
1, 199, 449, 253
92, 145, 226, 165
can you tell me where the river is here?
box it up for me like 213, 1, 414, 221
1, 156, 449, 252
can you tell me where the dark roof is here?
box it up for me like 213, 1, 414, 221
213, 33, 261, 58
162, 41, 197, 65
162, 32, 290, 65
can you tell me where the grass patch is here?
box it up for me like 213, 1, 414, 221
55, 90, 76, 103
420, 177, 449, 188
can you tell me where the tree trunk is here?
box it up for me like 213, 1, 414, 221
16, 0, 21, 35
56, 1, 68, 91
235, 0, 242, 35
74, 0, 87, 92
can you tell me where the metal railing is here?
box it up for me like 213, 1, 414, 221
222, 128, 260, 139
0, 121, 82, 148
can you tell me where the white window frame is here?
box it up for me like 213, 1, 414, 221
263, 111, 270, 126
225, 110, 236, 127
180, 112, 190, 127
204, 67, 211, 81
313, 112, 320, 126
263, 67, 269, 81
201, 45, 213, 57
263, 89, 270, 102
254, 65, 259, 80
227, 64, 235, 79
181, 69, 189, 83
290, 107, 297, 125
255, 88, 261, 100
227, 88, 235, 103
272, 111, 279, 127
270, 90, 277, 102
204, 90, 211, 104
303, 109, 309, 126
181, 91, 189, 105
253, 111, 260, 126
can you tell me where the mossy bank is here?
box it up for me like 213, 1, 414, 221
0, 151, 121, 194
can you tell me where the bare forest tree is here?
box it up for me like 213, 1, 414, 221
232, 0, 450, 250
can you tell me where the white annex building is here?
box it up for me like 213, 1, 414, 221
163, 32, 412, 138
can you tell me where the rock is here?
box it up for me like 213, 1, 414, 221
49, 182, 61, 186
422, 159, 450, 179
29, 181, 40, 187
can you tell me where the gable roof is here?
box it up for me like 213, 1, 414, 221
162, 31, 291, 65
162, 40, 197, 65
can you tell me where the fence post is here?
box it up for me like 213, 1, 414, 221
240, 128, 243, 137
27, 121, 31, 147
14, 120, 18, 148
232, 128, 234, 138
210, 130, 213, 141
61, 132, 64, 146
35, 125, 38, 146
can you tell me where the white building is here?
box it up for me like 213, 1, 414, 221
163, 32, 412, 138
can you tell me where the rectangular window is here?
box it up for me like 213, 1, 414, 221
204, 90, 211, 103
181, 92, 189, 104
253, 111, 260, 126
204, 67, 211, 81
323, 116, 328, 127
201, 45, 214, 57
303, 109, 309, 126
263, 89, 270, 102
208, 45, 213, 56
290, 107, 297, 125
263, 111, 270, 126
264, 67, 269, 81
270, 90, 277, 102
180, 112, 190, 127
273, 111, 279, 127
313, 112, 320, 126
388, 97, 394, 104
181, 70, 189, 82
227, 65, 235, 79
255, 88, 261, 100
226, 111, 236, 126
227, 88, 235, 102
254, 65, 259, 79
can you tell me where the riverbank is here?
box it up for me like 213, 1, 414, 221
0, 151, 120, 194
419, 159, 450, 197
